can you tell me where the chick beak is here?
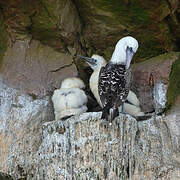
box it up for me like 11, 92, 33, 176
78, 55, 97, 67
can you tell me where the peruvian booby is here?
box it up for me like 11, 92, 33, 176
79, 54, 144, 117
52, 77, 88, 120
98, 36, 139, 122
79, 54, 106, 106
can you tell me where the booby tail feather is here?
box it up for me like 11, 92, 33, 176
101, 107, 119, 122
109, 108, 119, 122
101, 107, 109, 121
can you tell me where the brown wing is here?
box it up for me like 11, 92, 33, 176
98, 66, 110, 108
98, 64, 130, 110
122, 68, 132, 102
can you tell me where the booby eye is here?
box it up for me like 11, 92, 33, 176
127, 46, 132, 51
92, 58, 97, 63
127, 46, 134, 53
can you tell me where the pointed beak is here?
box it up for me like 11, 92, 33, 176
126, 47, 134, 69
78, 55, 97, 67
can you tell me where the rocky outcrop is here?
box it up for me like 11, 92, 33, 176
0, 38, 77, 97
0, 0, 180, 179
1, 78, 180, 179
0, 0, 179, 61
74, 0, 179, 60
131, 52, 180, 113
0, 0, 82, 51
35, 112, 180, 179
0, 80, 53, 179
1, 102, 180, 179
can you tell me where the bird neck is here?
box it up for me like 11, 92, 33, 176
93, 62, 106, 72
110, 44, 126, 65
108, 63, 126, 70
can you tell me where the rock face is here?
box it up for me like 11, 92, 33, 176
0, 0, 179, 61
73, 0, 179, 60
0, 0, 82, 52
1, 109, 180, 179
131, 52, 180, 113
0, 80, 53, 179
35, 112, 180, 179
1, 81, 180, 180
0, 39, 77, 96
30, 0, 82, 51
152, 82, 167, 114
36, 112, 137, 179
0, 0, 180, 179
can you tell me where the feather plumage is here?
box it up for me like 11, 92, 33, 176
52, 77, 88, 120
98, 36, 138, 122
99, 64, 132, 122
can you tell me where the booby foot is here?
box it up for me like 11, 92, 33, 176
120, 111, 127, 115
120, 102, 127, 115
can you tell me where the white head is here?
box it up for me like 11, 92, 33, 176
60, 77, 85, 89
110, 36, 138, 69
79, 54, 107, 71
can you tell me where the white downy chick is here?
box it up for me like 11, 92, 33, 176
52, 77, 88, 120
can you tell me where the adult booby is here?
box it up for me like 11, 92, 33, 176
98, 36, 138, 122
79, 54, 144, 117
52, 77, 88, 120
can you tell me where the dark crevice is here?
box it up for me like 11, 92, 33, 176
71, 0, 86, 29
71, 0, 93, 56
71, 0, 89, 56
165, 0, 172, 13
41, 0, 53, 20
164, 0, 180, 50
26, 10, 37, 34
49, 62, 74, 73
59, 36, 71, 54
0, 172, 13, 180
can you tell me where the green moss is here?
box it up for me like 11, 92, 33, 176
158, 0, 170, 21
135, 32, 165, 61
102, 37, 167, 63
0, 14, 7, 67
78, 0, 174, 61
132, 52, 179, 69
102, 46, 114, 60
166, 55, 180, 110
30, 0, 59, 44
93, 0, 149, 26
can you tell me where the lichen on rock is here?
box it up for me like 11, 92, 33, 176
34, 112, 180, 179
0, 80, 53, 179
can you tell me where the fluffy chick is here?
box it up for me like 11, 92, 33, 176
52, 77, 88, 120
